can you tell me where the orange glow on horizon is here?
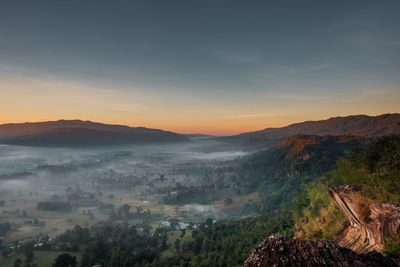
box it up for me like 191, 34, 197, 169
0, 116, 291, 136
1, 75, 399, 136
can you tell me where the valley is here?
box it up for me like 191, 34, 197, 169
0, 137, 253, 245
0, 116, 399, 266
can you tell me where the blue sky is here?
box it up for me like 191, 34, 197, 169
1, 1, 399, 134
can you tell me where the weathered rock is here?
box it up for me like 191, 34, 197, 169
329, 184, 400, 253
243, 234, 397, 267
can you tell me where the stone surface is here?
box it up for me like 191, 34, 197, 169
243, 234, 397, 267
329, 184, 400, 253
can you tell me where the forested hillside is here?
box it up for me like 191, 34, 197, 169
228, 114, 400, 147
294, 136, 400, 244
232, 134, 369, 214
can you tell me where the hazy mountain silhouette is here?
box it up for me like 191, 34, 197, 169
0, 120, 189, 147
226, 113, 400, 147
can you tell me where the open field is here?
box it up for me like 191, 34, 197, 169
213, 192, 259, 214
0, 250, 81, 267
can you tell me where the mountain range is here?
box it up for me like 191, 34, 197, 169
227, 113, 400, 147
0, 120, 189, 147
0, 113, 399, 147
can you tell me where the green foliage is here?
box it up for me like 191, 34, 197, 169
0, 221, 12, 236
232, 135, 366, 214
162, 186, 211, 205
48, 209, 293, 267
53, 253, 77, 267
13, 258, 22, 267
54, 223, 170, 267
0, 251, 80, 267
179, 210, 294, 266
383, 234, 400, 259
295, 135, 400, 240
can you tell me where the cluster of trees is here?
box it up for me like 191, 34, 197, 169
38, 212, 293, 266
53, 253, 78, 267
107, 204, 160, 222
0, 221, 11, 236
156, 134, 367, 216
37, 201, 72, 212
55, 223, 169, 266
170, 211, 294, 266
9, 240, 44, 267
162, 184, 215, 205
23, 218, 45, 226
295, 135, 400, 241
96, 175, 144, 190
67, 192, 99, 207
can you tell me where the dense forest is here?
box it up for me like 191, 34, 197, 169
231, 134, 369, 214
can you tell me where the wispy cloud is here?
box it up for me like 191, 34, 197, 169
208, 50, 262, 64
341, 89, 396, 104
301, 63, 332, 73
388, 40, 400, 45
229, 113, 268, 119
255, 63, 332, 81
274, 94, 333, 102
0, 71, 164, 113
362, 89, 393, 96
378, 40, 400, 46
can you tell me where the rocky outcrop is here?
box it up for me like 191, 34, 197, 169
329, 184, 400, 253
244, 184, 400, 266
244, 234, 397, 267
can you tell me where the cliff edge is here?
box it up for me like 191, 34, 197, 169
328, 184, 400, 253
244, 234, 397, 267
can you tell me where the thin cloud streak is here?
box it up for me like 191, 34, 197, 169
274, 94, 334, 102
208, 50, 262, 64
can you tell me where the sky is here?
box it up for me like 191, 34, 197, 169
0, 1, 399, 135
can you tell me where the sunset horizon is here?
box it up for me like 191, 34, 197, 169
0, 111, 398, 136
1, 2, 400, 266
1, 1, 399, 136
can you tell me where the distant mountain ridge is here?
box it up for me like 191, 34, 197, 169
227, 113, 400, 147
0, 120, 189, 147
279, 134, 370, 156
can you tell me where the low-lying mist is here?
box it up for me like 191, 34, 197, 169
0, 137, 254, 243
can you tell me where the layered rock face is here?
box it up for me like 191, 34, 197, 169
244, 234, 397, 267
329, 184, 400, 253
244, 184, 400, 266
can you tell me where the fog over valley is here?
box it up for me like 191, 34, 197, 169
0, 137, 252, 243
0, 115, 399, 266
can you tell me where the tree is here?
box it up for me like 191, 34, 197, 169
120, 204, 131, 218
136, 206, 143, 214
174, 238, 181, 254
25, 250, 34, 262
180, 229, 186, 238
13, 258, 22, 267
224, 197, 233, 207
53, 253, 77, 267
110, 247, 125, 267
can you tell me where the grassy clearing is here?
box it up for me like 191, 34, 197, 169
0, 250, 81, 267
213, 192, 259, 214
